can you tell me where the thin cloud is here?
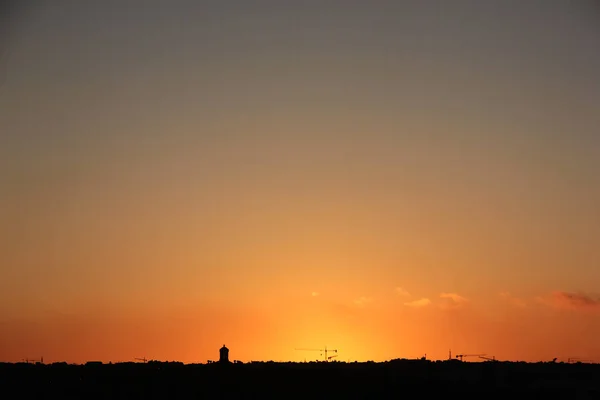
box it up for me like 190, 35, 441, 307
439, 293, 468, 310
538, 291, 600, 311
395, 287, 410, 297
404, 298, 431, 308
499, 292, 527, 308
440, 293, 467, 303
354, 297, 373, 307
330, 303, 359, 318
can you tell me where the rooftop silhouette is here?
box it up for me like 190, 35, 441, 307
2, 357, 599, 398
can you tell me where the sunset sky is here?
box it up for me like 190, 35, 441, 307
1, 0, 599, 364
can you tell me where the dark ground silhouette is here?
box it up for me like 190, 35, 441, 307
1, 359, 599, 398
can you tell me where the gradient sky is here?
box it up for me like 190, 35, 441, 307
1, 0, 599, 364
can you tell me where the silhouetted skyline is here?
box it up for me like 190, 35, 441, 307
2, 358, 600, 398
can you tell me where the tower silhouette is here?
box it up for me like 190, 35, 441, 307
219, 345, 230, 363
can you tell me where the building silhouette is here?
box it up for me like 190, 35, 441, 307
219, 345, 230, 363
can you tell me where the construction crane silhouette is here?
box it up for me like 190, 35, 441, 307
295, 346, 338, 362
479, 355, 497, 362
23, 357, 43, 364
455, 354, 485, 361
568, 357, 593, 364
134, 357, 148, 363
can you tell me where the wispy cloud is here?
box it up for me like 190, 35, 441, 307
327, 296, 375, 319
440, 293, 467, 303
354, 297, 373, 307
537, 291, 600, 312
439, 293, 468, 309
499, 292, 527, 308
330, 303, 359, 318
404, 298, 431, 308
395, 287, 410, 297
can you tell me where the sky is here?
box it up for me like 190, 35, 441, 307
1, 0, 599, 364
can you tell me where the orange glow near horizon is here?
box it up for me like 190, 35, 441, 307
2, 1, 600, 365
2, 289, 600, 364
